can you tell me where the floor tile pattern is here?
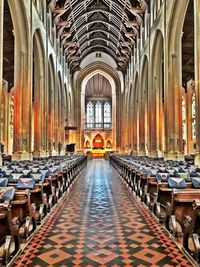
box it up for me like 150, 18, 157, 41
14, 160, 194, 267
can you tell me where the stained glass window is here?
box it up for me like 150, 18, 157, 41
182, 96, 186, 140
104, 102, 111, 128
86, 102, 94, 128
192, 93, 196, 139
95, 102, 102, 128
86, 100, 111, 129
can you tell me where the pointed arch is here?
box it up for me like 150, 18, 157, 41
75, 62, 121, 151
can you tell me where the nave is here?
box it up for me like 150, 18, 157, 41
14, 160, 193, 267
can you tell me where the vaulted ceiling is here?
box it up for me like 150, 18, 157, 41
85, 74, 112, 98
48, 0, 148, 71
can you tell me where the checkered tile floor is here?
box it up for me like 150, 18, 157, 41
14, 160, 194, 266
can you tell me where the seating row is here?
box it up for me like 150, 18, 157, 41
0, 155, 87, 266
110, 155, 200, 263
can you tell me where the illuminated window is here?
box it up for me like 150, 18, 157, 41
86, 102, 94, 128
95, 102, 102, 128
192, 93, 196, 139
85, 100, 111, 129
104, 102, 111, 128
182, 96, 186, 140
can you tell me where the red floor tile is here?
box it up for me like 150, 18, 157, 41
13, 160, 194, 267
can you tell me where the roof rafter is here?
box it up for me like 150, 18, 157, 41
49, 0, 148, 71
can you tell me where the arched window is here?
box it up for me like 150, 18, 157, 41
104, 102, 111, 128
86, 102, 94, 128
192, 93, 196, 139
182, 96, 186, 141
95, 102, 102, 128
85, 100, 111, 129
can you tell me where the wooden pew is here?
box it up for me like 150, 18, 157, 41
165, 189, 200, 252
32, 173, 54, 212
144, 177, 158, 209
137, 169, 157, 201
192, 200, 200, 262
153, 178, 193, 222
8, 176, 48, 224
0, 187, 20, 266
11, 190, 37, 242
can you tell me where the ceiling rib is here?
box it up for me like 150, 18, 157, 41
49, 0, 148, 71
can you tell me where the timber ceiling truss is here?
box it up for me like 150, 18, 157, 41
49, 0, 148, 71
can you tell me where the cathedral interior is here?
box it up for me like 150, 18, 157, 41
1, 0, 200, 266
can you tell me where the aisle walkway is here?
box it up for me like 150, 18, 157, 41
14, 160, 193, 267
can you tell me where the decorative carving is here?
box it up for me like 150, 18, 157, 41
183, 215, 192, 228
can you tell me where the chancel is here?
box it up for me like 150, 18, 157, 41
0, 0, 200, 266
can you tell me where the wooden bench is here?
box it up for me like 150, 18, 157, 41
153, 179, 193, 222
165, 189, 200, 252
144, 177, 158, 209
8, 176, 48, 224
11, 190, 37, 242
0, 187, 19, 266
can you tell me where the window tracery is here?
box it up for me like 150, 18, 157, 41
86, 100, 111, 129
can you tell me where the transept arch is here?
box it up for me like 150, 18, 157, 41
75, 62, 121, 151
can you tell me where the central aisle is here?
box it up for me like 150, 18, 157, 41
14, 160, 193, 267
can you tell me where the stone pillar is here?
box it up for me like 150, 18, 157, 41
124, 91, 129, 153
33, 74, 44, 158
41, 72, 47, 157
0, 0, 4, 165
139, 84, 145, 155
127, 90, 132, 153
194, 0, 200, 165
164, 53, 183, 160
13, 49, 32, 160
149, 76, 157, 157
132, 84, 139, 155
48, 68, 54, 156
120, 91, 126, 152
3, 82, 9, 155
155, 76, 164, 157
111, 91, 116, 150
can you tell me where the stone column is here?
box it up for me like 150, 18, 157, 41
139, 81, 145, 155
124, 91, 129, 152
149, 76, 158, 157
0, 0, 4, 165
13, 49, 32, 160
127, 90, 132, 153
112, 91, 117, 150
155, 75, 164, 157
132, 85, 139, 155
164, 53, 183, 160
194, 0, 200, 165
120, 91, 126, 152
